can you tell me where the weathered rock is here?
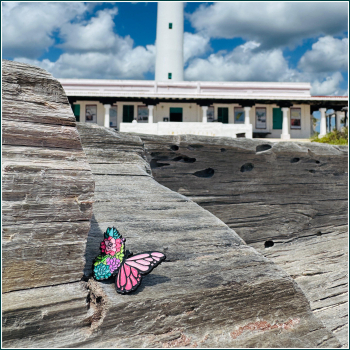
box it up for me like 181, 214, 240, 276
2, 60, 94, 292
138, 133, 348, 347
1, 60, 344, 348
261, 225, 348, 347
2, 120, 341, 347
66, 123, 339, 348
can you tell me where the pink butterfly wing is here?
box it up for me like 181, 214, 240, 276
115, 252, 166, 294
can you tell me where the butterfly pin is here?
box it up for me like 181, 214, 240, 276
93, 227, 166, 294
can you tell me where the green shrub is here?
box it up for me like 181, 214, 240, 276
311, 127, 348, 145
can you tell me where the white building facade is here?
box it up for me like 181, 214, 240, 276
60, 79, 347, 139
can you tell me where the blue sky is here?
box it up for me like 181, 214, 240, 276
2, 1, 348, 97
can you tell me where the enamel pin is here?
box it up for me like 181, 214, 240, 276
93, 227, 166, 294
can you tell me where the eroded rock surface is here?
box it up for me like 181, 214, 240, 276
1, 60, 344, 348
69, 123, 338, 348
138, 133, 348, 347
2, 60, 94, 346
2, 60, 94, 292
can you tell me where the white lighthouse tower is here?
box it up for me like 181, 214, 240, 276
155, 2, 184, 82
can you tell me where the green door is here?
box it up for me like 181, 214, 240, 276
170, 107, 182, 122
218, 107, 229, 124
273, 108, 283, 129
73, 104, 80, 122
123, 105, 134, 123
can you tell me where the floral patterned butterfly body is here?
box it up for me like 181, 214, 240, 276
93, 227, 166, 294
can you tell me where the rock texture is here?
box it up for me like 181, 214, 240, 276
2, 60, 345, 348
2, 61, 94, 291
65, 123, 340, 348
2, 117, 341, 348
139, 133, 348, 347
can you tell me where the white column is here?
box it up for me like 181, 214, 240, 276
201, 106, 208, 123
104, 104, 111, 128
148, 105, 154, 123
132, 106, 137, 123
281, 107, 290, 139
244, 106, 251, 125
335, 111, 342, 131
319, 108, 327, 137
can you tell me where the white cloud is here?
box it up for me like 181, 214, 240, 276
183, 32, 210, 64
298, 36, 348, 73
16, 43, 156, 80
2, 2, 90, 58
310, 72, 344, 96
188, 2, 348, 49
10, 5, 156, 80
58, 8, 119, 53
184, 39, 347, 96
185, 41, 294, 82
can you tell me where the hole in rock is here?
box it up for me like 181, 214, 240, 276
170, 145, 179, 151
150, 159, 170, 169
173, 156, 196, 163
309, 169, 316, 174
183, 157, 196, 163
96, 296, 102, 304
240, 163, 254, 172
256, 144, 272, 153
86, 294, 91, 309
264, 240, 274, 248
316, 231, 322, 236
291, 158, 300, 163
315, 160, 320, 164
220, 148, 226, 152
193, 168, 215, 178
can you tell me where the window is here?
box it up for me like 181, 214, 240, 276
169, 23, 172, 29
137, 105, 149, 123
255, 107, 267, 129
110, 106, 118, 128
290, 108, 301, 129
168, 72, 172, 79
234, 107, 245, 124
85, 105, 97, 123
207, 106, 214, 122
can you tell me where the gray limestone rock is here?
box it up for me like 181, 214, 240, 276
1, 60, 345, 348
2, 60, 94, 291
138, 133, 348, 347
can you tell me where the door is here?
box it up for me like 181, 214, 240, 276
170, 107, 182, 122
73, 104, 80, 122
218, 107, 229, 124
123, 105, 134, 123
273, 108, 283, 129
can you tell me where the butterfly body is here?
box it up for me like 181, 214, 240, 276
93, 227, 166, 294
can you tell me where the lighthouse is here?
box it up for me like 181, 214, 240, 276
155, 2, 184, 82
